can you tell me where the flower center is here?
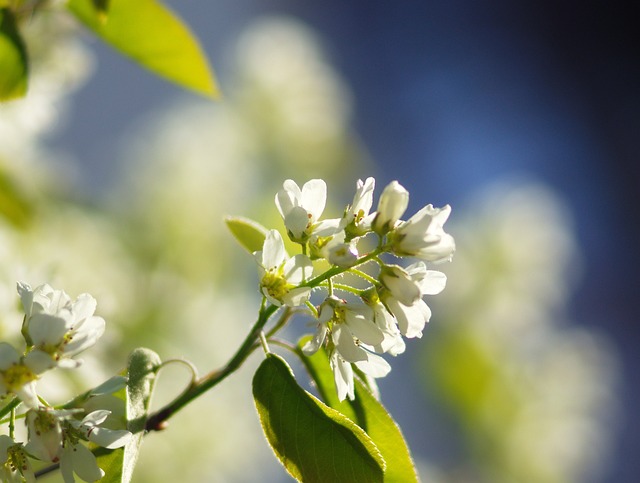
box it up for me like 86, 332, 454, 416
2, 364, 37, 392
261, 270, 291, 301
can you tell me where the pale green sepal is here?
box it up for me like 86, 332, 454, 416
66, 0, 218, 98
253, 353, 385, 483
225, 216, 268, 254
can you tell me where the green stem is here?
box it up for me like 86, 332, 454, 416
0, 398, 20, 422
301, 248, 382, 288
145, 303, 279, 431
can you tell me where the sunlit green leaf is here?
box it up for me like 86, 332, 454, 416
0, 7, 28, 100
225, 216, 268, 253
95, 347, 161, 483
66, 0, 218, 98
299, 337, 418, 482
253, 353, 385, 483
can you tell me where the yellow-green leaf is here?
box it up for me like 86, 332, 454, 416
299, 337, 418, 482
0, 7, 28, 100
253, 353, 385, 483
225, 216, 268, 253
66, 0, 218, 98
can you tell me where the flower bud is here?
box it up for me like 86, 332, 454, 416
373, 181, 409, 235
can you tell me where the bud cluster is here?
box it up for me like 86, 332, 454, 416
251, 178, 455, 400
0, 283, 130, 483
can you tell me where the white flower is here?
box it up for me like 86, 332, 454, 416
342, 177, 376, 238
25, 409, 65, 463
303, 296, 390, 401
275, 179, 340, 243
361, 298, 406, 356
379, 262, 447, 339
0, 343, 46, 408
59, 410, 131, 483
17, 282, 106, 367
255, 230, 313, 306
389, 204, 456, 262
372, 181, 409, 235
309, 231, 358, 268
0, 435, 35, 483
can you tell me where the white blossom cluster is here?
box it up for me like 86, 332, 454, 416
253, 178, 455, 400
0, 283, 130, 483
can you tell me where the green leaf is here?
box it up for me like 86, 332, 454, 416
253, 353, 385, 483
225, 216, 268, 253
66, 0, 218, 98
96, 347, 161, 483
0, 7, 28, 101
299, 337, 419, 483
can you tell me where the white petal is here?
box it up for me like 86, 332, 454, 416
25, 411, 62, 461
60, 446, 76, 483
283, 254, 313, 284
81, 410, 111, 427
332, 325, 367, 363
300, 179, 327, 220
329, 352, 354, 401
380, 265, 421, 306
282, 287, 311, 307
344, 311, 384, 346
64, 317, 106, 356
354, 353, 391, 378
313, 218, 342, 237
261, 230, 286, 269
17, 281, 34, 317
261, 288, 282, 307
70, 294, 97, 323
275, 179, 300, 218
0, 434, 13, 459
284, 206, 311, 240
23, 350, 56, 374
71, 444, 104, 482
89, 428, 131, 449
302, 324, 328, 355
351, 177, 375, 216
0, 342, 21, 369
16, 382, 40, 409
28, 314, 68, 346
419, 271, 447, 295
387, 298, 431, 338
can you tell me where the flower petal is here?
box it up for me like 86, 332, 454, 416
332, 325, 368, 363
329, 352, 354, 401
300, 179, 327, 220
419, 270, 447, 295
89, 428, 131, 449
275, 179, 300, 218
27, 314, 68, 346
283, 254, 313, 284
302, 323, 328, 355
70, 443, 104, 482
344, 311, 385, 346
261, 230, 286, 269
354, 353, 391, 378
0, 342, 20, 369
282, 287, 311, 307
